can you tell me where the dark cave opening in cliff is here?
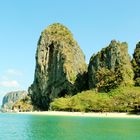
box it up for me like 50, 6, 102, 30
48, 43, 54, 71
58, 89, 68, 97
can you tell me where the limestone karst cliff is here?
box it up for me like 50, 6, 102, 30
29, 23, 87, 110
132, 42, 140, 86
2, 91, 27, 111
88, 40, 134, 92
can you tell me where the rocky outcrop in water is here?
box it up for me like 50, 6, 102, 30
2, 91, 27, 111
132, 41, 140, 86
88, 40, 134, 92
29, 23, 87, 110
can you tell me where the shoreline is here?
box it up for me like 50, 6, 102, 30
17, 111, 140, 118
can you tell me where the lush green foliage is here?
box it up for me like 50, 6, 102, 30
132, 42, 140, 86
109, 87, 140, 112
29, 23, 139, 111
135, 78, 140, 86
13, 96, 33, 112
43, 23, 76, 46
95, 68, 119, 92
30, 23, 87, 110
50, 87, 140, 112
88, 40, 134, 92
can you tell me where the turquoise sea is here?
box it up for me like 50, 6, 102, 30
0, 113, 140, 140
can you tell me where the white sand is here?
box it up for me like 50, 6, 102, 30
17, 111, 140, 118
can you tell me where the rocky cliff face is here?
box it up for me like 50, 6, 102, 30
132, 41, 140, 86
29, 23, 87, 110
88, 40, 134, 91
2, 91, 27, 111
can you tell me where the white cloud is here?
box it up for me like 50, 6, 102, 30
6, 69, 23, 76
0, 80, 20, 88
1, 75, 9, 81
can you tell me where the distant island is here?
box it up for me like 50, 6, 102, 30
1, 23, 140, 113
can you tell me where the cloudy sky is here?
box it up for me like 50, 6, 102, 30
0, 0, 140, 105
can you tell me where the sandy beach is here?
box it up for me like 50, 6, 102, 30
17, 111, 140, 118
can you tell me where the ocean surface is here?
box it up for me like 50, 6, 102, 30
0, 113, 140, 140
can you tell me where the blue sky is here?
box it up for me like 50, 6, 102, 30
0, 0, 140, 104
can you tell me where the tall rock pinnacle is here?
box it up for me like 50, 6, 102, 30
29, 23, 87, 110
88, 40, 134, 92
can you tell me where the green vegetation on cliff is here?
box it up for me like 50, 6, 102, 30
132, 42, 140, 86
1, 91, 33, 112
50, 87, 140, 112
27, 23, 140, 112
13, 96, 33, 112
29, 23, 87, 110
2, 91, 27, 111
43, 23, 76, 45
88, 40, 134, 92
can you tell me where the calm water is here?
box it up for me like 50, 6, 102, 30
0, 113, 140, 140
